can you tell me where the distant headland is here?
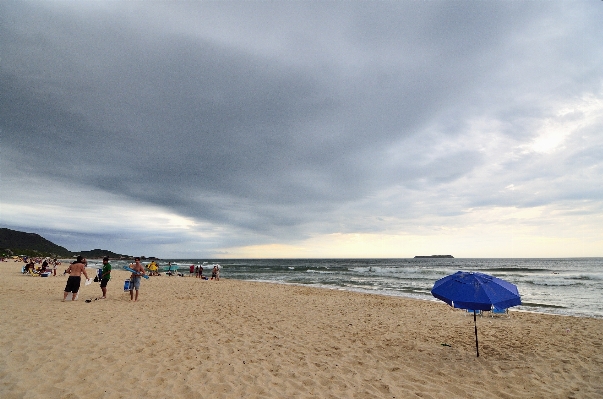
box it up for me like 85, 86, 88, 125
414, 255, 454, 258
0, 228, 156, 260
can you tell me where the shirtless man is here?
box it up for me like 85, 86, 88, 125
63, 256, 89, 301
129, 257, 146, 302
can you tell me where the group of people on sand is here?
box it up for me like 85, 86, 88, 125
59, 257, 220, 302
187, 264, 220, 280
18, 256, 54, 264
23, 257, 60, 276
61, 256, 143, 302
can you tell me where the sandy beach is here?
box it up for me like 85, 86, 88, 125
1, 259, 601, 399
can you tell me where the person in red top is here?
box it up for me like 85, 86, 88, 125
189, 264, 195, 276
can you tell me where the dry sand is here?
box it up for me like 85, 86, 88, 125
0, 259, 601, 399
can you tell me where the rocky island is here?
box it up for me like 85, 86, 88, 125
414, 255, 454, 258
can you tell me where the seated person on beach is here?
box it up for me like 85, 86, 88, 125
26, 261, 36, 273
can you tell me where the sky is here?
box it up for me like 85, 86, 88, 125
1, 1, 602, 259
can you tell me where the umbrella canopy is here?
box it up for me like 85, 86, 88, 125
431, 271, 521, 357
431, 271, 521, 311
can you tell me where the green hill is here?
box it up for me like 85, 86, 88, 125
78, 248, 131, 259
0, 228, 72, 257
0, 228, 133, 259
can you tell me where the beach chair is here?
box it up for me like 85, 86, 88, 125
490, 307, 509, 318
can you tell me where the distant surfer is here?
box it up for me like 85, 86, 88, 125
63, 256, 89, 302
129, 257, 146, 302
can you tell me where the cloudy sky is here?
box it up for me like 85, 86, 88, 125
2, 1, 602, 258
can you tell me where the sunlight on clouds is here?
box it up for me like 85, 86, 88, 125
0, 173, 202, 235
480, 206, 546, 221
526, 92, 603, 154
219, 231, 483, 259
223, 228, 602, 259
130, 210, 197, 230
220, 233, 430, 259
219, 243, 309, 258
221, 203, 603, 258
1, 201, 198, 233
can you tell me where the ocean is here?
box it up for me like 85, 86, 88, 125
94, 258, 603, 319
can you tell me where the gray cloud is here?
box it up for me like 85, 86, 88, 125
2, 1, 602, 256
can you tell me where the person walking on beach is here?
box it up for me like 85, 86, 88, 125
99, 256, 111, 299
129, 257, 146, 302
63, 256, 89, 301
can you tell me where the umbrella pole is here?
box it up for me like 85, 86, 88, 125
474, 310, 479, 357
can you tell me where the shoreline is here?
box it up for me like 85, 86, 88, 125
22, 257, 602, 319
234, 278, 603, 320
15, 258, 601, 319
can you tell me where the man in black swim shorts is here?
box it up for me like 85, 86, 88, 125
63, 256, 89, 301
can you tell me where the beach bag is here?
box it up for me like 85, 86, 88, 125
123, 279, 130, 292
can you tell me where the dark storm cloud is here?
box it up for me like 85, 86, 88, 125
2, 1, 602, 255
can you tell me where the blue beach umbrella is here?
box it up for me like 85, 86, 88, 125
431, 271, 521, 357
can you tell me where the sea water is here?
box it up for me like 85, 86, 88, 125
97, 258, 603, 318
